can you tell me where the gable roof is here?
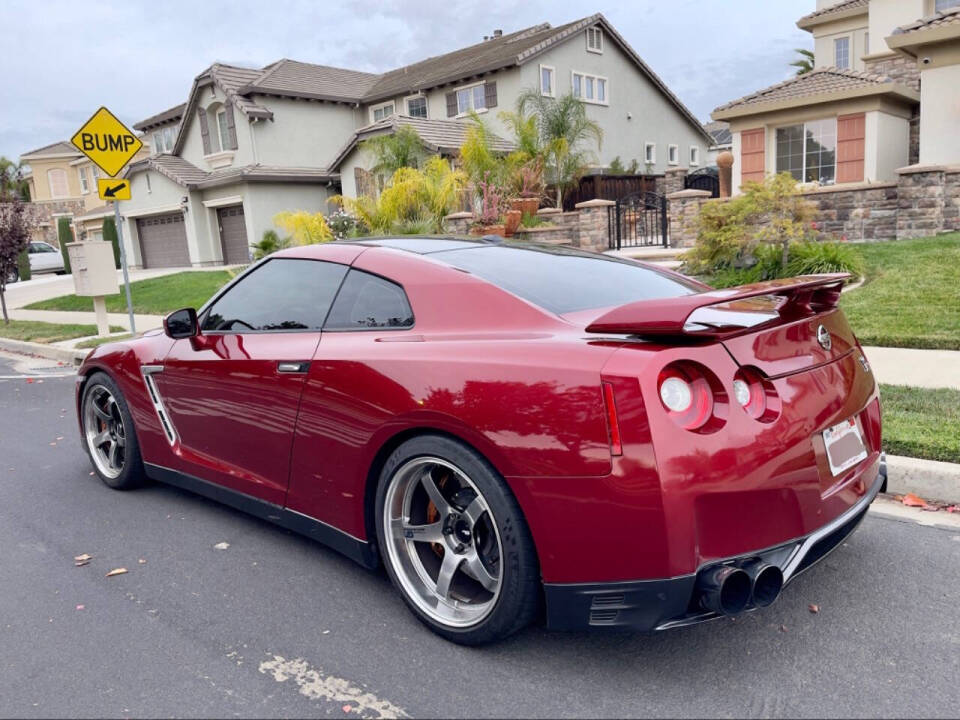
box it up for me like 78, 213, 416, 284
125, 154, 337, 189
712, 67, 919, 120
329, 115, 515, 171
887, 6, 960, 53
241, 59, 380, 103
797, 0, 869, 30
134, 103, 187, 132
20, 141, 82, 161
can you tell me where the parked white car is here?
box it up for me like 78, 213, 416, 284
4, 241, 66, 283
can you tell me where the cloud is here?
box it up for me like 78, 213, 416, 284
0, 0, 813, 160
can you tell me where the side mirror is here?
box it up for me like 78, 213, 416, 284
164, 308, 199, 339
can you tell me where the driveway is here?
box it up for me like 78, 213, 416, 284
1, 351, 958, 718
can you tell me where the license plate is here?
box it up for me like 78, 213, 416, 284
822, 418, 868, 476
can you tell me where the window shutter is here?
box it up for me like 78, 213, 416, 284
197, 109, 212, 155
484, 82, 498, 109
445, 91, 457, 117
224, 103, 238, 150
836, 113, 865, 184
740, 128, 765, 186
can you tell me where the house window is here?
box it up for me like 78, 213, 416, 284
153, 126, 175, 154
91, 165, 99, 181
834, 37, 850, 69
668, 144, 679, 165
586, 26, 603, 53
47, 168, 68, 198
645, 142, 656, 164
936, 0, 960, 11
776, 118, 837, 184
456, 84, 486, 115
572, 72, 609, 105
78, 166, 89, 193
540, 65, 555, 97
216, 109, 230, 151
405, 96, 427, 118
372, 103, 395, 122
690, 146, 700, 166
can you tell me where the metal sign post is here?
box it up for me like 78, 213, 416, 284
113, 201, 136, 334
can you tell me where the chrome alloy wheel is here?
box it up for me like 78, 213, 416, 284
383, 457, 503, 628
83, 385, 126, 479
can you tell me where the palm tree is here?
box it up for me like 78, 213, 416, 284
516, 89, 603, 208
790, 48, 815, 76
360, 125, 426, 178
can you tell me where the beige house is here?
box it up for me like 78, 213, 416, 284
713, 0, 960, 194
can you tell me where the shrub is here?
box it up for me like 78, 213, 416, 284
272, 211, 333, 245
683, 173, 817, 276
251, 230, 292, 261
326, 208, 359, 239
57, 217, 73, 273
102, 217, 121, 269
701, 241, 864, 288
17, 248, 30, 281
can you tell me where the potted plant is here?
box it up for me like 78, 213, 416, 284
470, 175, 507, 236
510, 159, 544, 218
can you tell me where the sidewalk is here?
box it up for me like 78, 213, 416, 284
861, 346, 960, 390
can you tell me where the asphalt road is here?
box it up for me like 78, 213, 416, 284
1, 352, 958, 719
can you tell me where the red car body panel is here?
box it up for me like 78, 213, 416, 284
76, 239, 883, 630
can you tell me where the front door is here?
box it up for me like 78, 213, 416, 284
154, 257, 349, 505
217, 205, 250, 265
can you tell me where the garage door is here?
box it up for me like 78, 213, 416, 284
136, 213, 190, 268
217, 205, 250, 265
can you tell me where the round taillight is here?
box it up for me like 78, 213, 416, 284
732, 379, 751, 407
659, 377, 692, 413
733, 367, 780, 423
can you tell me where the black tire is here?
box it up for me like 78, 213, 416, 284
80, 371, 147, 490
375, 434, 540, 645
5, 267, 17, 284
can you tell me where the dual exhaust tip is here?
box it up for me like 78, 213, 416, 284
697, 561, 784, 616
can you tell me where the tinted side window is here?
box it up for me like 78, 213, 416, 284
202, 259, 347, 332
325, 270, 414, 330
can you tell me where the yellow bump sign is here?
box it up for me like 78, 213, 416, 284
71, 107, 143, 177
97, 178, 131, 201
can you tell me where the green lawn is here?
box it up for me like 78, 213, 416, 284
25, 270, 234, 316
0, 320, 124, 344
840, 234, 960, 350
75, 333, 135, 349
880, 384, 960, 464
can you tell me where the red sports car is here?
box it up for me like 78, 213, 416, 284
76, 237, 884, 645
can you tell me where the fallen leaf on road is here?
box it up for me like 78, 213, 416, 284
808, 604, 820, 614
55, 436, 63, 441
137, 558, 146, 564
779, 624, 788, 633
25, 379, 33, 384
342, 706, 352, 714
74, 553, 93, 567
901, 493, 929, 508
105, 568, 128, 578
947, 506, 959, 514
214, 542, 230, 550
76, 605, 85, 611
921, 505, 940, 512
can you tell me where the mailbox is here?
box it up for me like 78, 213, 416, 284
67, 242, 119, 297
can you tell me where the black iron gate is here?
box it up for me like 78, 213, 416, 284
610, 191, 668, 250
684, 168, 720, 197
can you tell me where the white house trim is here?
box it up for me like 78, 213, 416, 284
123, 203, 185, 218
202, 195, 245, 208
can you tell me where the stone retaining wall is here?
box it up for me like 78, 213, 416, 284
23, 198, 86, 245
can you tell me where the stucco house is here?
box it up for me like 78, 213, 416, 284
111, 13, 711, 269
712, 0, 960, 194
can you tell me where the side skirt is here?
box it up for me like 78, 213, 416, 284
144, 463, 378, 569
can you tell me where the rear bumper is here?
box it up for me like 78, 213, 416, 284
543, 460, 884, 632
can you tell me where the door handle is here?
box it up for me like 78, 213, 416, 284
277, 361, 310, 374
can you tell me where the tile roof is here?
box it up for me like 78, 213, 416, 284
125, 154, 336, 188
133, 103, 187, 131
892, 6, 960, 36
208, 64, 274, 119
330, 115, 515, 170
20, 141, 82, 159
704, 121, 732, 147
242, 59, 380, 103
797, 0, 869, 29
713, 68, 914, 117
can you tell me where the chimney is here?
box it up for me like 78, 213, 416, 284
493, 29, 503, 38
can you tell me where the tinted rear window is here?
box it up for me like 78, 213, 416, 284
436, 245, 700, 314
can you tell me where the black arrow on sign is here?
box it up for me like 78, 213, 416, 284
103, 182, 126, 198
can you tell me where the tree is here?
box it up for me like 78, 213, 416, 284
102, 216, 121, 269
0, 157, 30, 201
790, 48, 815, 76
360, 125, 427, 177
516, 90, 603, 208
57, 217, 73, 273
0, 194, 33, 323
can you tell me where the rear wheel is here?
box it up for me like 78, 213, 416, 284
5, 267, 17, 284
81, 372, 146, 490
375, 435, 539, 645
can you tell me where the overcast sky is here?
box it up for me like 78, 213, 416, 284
0, 0, 813, 161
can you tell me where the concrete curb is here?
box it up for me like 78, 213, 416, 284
886, 454, 960, 505
0, 338, 87, 365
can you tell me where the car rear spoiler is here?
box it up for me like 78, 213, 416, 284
585, 273, 851, 337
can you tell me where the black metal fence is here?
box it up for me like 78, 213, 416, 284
610, 191, 668, 250
684, 167, 720, 197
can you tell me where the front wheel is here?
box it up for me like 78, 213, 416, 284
5, 267, 18, 284
81, 372, 146, 490
375, 435, 540, 645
